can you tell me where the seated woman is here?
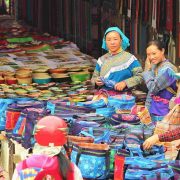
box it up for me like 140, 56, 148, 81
91, 26, 143, 95
142, 40, 177, 121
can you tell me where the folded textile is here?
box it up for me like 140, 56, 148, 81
100, 77, 116, 89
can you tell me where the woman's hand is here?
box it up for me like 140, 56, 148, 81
95, 77, 104, 86
144, 57, 152, 71
143, 134, 159, 150
114, 81, 126, 91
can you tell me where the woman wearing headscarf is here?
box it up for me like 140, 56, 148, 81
91, 26, 143, 95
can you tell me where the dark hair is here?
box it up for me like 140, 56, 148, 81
146, 40, 164, 51
105, 30, 122, 39
57, 151, 73, 180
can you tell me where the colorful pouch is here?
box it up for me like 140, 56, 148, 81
71, 142, 110, 179
111, 113, 140, 125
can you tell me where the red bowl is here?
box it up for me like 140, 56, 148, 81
0, 78, 5, 84
6, 79, 17, 85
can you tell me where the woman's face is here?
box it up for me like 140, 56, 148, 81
105, 31, 122, 54
146, 45, 165, 65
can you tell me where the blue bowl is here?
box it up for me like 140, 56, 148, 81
33, 78, 51, 84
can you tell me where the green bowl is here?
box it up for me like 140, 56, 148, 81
33, 78, 51, 84
70, 72, 90, 82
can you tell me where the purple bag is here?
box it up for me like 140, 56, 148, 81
150, 96, 169, 116
111, 113, 140, 126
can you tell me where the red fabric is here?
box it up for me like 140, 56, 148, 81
0, 40, 7, 45
35, 164, 74, 180
134, 0, 139, 54
17, 154, 74, 180
17, 118, 26, 136
156, 0, 161, 31
159, 127, 180, 142
114, 154, 125, 180
35, 169, 61, 180
166, 0, 173, 31
5, 111, 21, 130
144, 0, 148, 22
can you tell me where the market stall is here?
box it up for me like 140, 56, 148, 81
0, 17, 180, 180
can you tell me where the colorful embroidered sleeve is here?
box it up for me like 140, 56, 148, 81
142, 67, 177, 94
124, 60, 143, 88
91, 58, 101, 85
159, 127, 180, 142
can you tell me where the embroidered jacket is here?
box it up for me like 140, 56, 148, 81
142, 60, 177, 116
159, 127, 180, 142
91, 51, 143, 90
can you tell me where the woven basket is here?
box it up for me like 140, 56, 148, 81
17, 77, 32, 85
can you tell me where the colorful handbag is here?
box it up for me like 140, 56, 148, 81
67, 135, 94, 144
69, 120, 100, 136
125, 156, 174, 180
168, 160, 180, 180
108, 134, 125, 177
119, 142, 173, 180
108, 94, 135, 110
96, 107, 115, 118
111, 113, 140, 126
73, 113, 106, 125
71, 142, 110, 179
77, 99, 107, 109
0, 98, 15, 130
12, 108, 50, 149
79, 127, 111, 143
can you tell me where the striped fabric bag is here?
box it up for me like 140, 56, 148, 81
71, 142, 110, 179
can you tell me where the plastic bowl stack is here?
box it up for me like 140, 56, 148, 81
49, 68, 67, 74
49, 68, 70, 83
2, 71, 17, 85
16, 68, 32, 85
32, 72, 51, 84
51, 73, 70, 83
69, 71, 91, 82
